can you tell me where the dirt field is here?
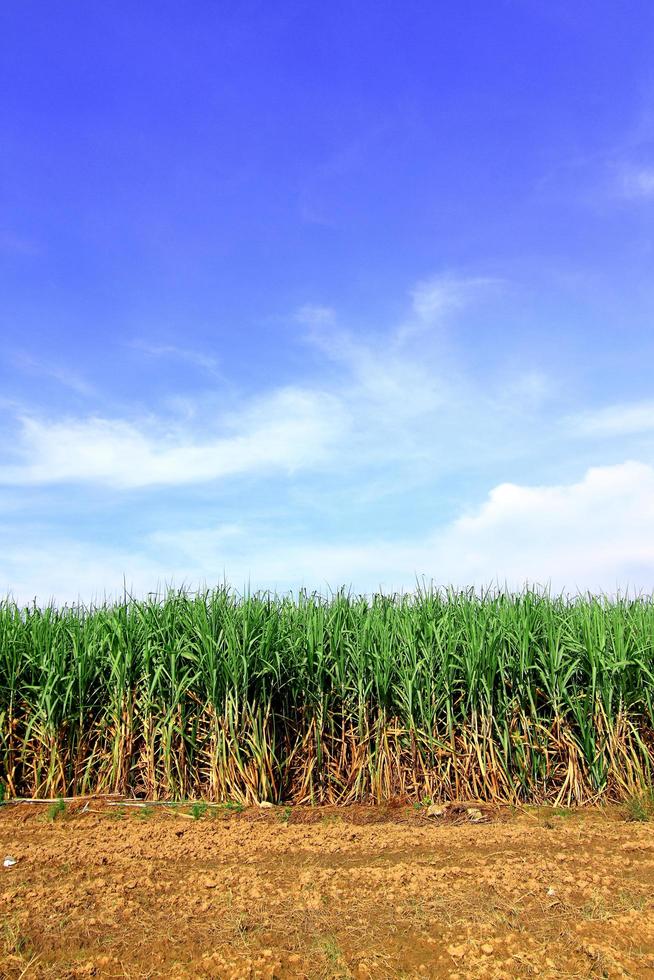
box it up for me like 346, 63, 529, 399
1, 801, 653, 979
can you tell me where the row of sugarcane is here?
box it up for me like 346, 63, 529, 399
1, 587, 653, 804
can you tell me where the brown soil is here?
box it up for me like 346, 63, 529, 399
1, 801, 653, 979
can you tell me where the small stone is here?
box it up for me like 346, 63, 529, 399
447, 944, 466, 959
258, 801, 274, 808
481, 943, 494, 955
427, 803, 447, 818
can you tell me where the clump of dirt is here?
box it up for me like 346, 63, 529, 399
425, 801, 491, 823
1, 802, 653, 978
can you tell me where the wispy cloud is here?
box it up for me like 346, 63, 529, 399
567, 400, 654, 437
410, 274, 502, 324
0, 274, 553, 493
293, 277, 548, 479
293, 296, 469, 471
0, 388, 346, 488
130, 339, 223, 377
11, 352, 95, 397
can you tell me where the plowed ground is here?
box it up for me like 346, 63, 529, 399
1, 802, 653, 979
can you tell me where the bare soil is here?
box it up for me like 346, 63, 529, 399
1, 801, 653, 979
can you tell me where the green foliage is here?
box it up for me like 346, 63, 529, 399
221, 800, 245, 813
46, 798, 66, 821
0, 586, 653, 803
189, 802, 208, 820
623, 790, 654, 822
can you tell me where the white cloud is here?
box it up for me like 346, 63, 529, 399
434, 460, 654, 590
568, 400, 654, 437
3, 461, 652, 603
242, 460, 654, 593
0, 388, 346, 488
3, 273, 650, 602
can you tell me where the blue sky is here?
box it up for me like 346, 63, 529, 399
2, 1, 654, 602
